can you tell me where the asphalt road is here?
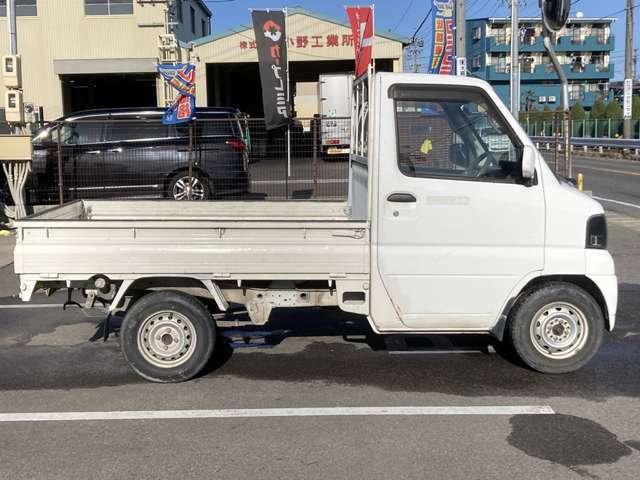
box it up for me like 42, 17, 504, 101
0, 153, 639, 479
572, 155, 640, 219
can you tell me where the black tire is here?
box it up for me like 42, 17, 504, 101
120, 291, 216, 383
505, 282, 604, 374
167, 172, 211, 201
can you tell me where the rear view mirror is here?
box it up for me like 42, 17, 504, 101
522, 145, 536, 179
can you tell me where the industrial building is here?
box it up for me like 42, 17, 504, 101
0, 1, 407, 122
0, 0, 212, 121
466, 16, 616, 110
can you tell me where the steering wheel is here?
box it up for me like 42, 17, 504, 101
474, 152, 500, 177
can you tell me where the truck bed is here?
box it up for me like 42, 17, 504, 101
14, 200, 369, 281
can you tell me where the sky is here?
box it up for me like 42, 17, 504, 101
202, 0, 637, 79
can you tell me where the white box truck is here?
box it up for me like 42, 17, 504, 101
319, 73, 353, 159
13, 72, 616, 382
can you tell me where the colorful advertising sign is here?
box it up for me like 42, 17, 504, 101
251, 9, 291, 130
157, 64, 196, 125
345, 6, 374, 78
428, 1, 456, 75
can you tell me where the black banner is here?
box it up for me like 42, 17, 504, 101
252, 10, 290, 130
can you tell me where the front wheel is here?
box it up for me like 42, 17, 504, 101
120, 291, 216, 382
506, 282, 604, 373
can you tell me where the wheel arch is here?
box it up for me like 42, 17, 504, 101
491, 274, 610, 341
109, 276, 228, 314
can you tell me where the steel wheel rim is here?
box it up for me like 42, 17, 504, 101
137, 310, 197, 368
173, 176, 205, 200
529, 302, 589, 359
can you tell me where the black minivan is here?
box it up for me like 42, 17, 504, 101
29, 107, 250, 202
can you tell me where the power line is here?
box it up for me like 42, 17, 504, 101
412, 7, 433, 38
393, 0, 416, 33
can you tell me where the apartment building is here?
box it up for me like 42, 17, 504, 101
466, 16, 615, 110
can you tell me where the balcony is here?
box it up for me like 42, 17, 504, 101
485, 34, 615, 53
486, 35, 545, 52
485, 63, 614, 81
554, 35, 615, 52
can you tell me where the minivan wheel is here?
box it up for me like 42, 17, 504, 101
120, 291, 216, 383
168, 173, 211, 200
505, 282, 604, 374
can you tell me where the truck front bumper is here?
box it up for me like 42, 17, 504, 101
586, 249, 618, 330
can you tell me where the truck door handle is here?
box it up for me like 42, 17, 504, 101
387, 193, 416, 203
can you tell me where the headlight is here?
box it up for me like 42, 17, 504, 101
586, 214, 607, 249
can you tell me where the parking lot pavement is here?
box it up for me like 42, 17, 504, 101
0, 213, 639, 479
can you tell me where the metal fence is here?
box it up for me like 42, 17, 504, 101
521, 118, 640, 139
20, 116, 351, 205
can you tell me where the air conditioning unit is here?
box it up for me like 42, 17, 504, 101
2, 55, 22, 89
5, 89, 25, 123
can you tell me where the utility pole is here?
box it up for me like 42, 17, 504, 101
455, 0, 466, 75
509, 0, 520, 117
623, 0, 634, 138
408, 37, 423, 73
7, 0, 17, 55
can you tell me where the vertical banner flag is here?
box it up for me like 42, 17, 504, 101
428, 1, 456, 74
157, 64, 196, 125
252, 10, 290, 130
346, 6, 374, 78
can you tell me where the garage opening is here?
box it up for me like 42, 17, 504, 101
206, 58, 393, 116
60, 73, 157, 117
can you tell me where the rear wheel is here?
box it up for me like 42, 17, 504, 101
168, 173, 211, 200
120, 291, 216, 382
506, 282, 604, 373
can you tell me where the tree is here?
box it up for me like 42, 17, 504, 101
571, 102, 586, 121
604, 99, 623, 119
632, 95, 640, 120
590, 98, 606, 120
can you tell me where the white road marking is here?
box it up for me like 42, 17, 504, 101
594, 196, 640, 210
0, 406, 555, 422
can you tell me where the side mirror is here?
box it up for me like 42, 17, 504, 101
522, 144, 536, 179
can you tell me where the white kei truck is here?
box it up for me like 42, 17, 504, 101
13, 72, 617, 382
319, 73, 353, 158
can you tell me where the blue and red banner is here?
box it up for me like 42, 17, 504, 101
157, 63, 196, 125
428, 1, 455, 75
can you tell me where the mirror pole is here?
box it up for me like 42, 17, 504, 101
542, 30, 571, 178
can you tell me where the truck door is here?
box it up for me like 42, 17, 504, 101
376, 82, 545, 330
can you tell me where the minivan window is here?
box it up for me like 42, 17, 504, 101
107, 120, 167, 142
198, 116, 238, 137
51, 122, 103, 145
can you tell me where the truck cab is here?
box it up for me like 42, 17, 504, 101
362, 73, 616, 372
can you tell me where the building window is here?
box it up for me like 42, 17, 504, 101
472, 56, 481, 70
472, 27, 481, 41
201, 19, 207, 36
190, 6, 195, 34
176, 0, 183, 22
0, 0, 38, 17
85, 0, 133, 16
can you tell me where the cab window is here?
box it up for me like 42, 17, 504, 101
394, 86, 522, 182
